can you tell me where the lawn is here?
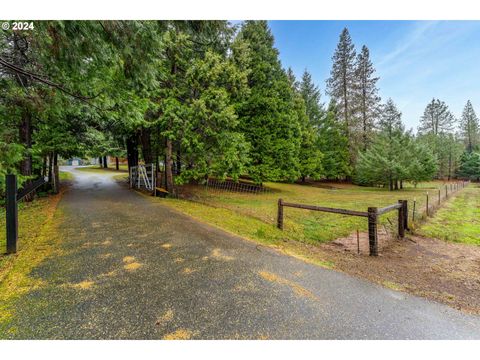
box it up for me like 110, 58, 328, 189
75, 166, 128, 174
0, 188, 65, 326
163, 180, 459, 246
418, 184, 480, 245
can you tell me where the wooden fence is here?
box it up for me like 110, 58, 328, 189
277, 199, 408, 256
205, 178, 268, 194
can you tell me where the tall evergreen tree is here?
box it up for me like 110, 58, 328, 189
459, 100, 479, 153
289, 70, 323, 182
326, 28, 357, 164
418, 98, 456, 135
457, 151, 480, 180
378, 98, 403, 137
354, 45, 381, 151
235, 21, 302, 183
318, 101, 351, 180
299, 69, 323, 127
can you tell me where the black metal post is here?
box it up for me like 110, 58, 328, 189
403, 200, 408, 231
398, 200, 405, 239
5, 174, 18, 254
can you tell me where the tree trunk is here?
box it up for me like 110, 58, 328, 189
165, 138, 175, 195
176, 146, 182, 175
103, 156, 108, 168
19, 111, 34, 202
99, 157, 103, 167
115, 157, 119, 170
53, 152, 59, 194
42, 155, 47, 178
48, 152, 54, 188
400, 180, 403, 189
126, 134, 139, 188
126, 135, 139, 169
140, 128, 153, 164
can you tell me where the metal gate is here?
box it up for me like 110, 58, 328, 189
129, 164, 156, 192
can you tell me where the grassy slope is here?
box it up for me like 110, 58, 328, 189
163, 181, 453, 246
418, 184, 480, 245
0, 189, 65, 327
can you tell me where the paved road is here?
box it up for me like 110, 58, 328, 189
4, 166, 480, 339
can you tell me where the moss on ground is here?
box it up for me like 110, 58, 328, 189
59, 171, 74, 181
0, 189, 65, 329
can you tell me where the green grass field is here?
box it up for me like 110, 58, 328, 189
418, 185, 480, 245
163, 180, 459, 246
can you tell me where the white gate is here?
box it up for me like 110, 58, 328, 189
130, 164, 156, 193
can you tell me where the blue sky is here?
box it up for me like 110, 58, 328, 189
266, 20, 480, 132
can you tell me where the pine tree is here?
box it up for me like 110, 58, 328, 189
299, 69, 323, 127
235, 21, 302, 183
418, 98, 456, 135
286, 67, 298, 90
326, 28, 357, 165
318, 101, 351, 180
378, 99, 403, 137
406, 139, 438, 187
457, 151, 480, 180
459, 100, 479, 153
354, 45, 381, 151
288, 70, 323, 182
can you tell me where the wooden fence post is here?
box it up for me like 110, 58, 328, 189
397, 200, 404, 239
438, 189, 441, 205
403, 200, 408, 231
412, 199, 416, 222
5, 174, 18, 254
368, 207, 378, 256
277, 198, 284, 230
445, 185, 448, 198
426, 192, 429, 216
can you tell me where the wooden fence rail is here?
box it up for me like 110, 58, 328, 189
277, 198, 408, 257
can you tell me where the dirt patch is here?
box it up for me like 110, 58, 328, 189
324, 228, 395, 255
290, 234, 480, 314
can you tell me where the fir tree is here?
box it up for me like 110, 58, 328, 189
354, 45, 381, 151
418, 98, 456, 135
318, 101, 351, 180
299, 69, 323, 127
326, 28, 357, 165
457, 151, 480, 180
378, 99, 403, 137
235, 21, 302, 183
459, 100, 479, 153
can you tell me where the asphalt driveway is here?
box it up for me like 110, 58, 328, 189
3, 166, 480, 339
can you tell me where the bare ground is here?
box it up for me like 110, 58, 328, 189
286, 231, 480, 314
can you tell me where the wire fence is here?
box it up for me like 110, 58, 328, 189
410, 180, 469, 228
205, 178, 270, 194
